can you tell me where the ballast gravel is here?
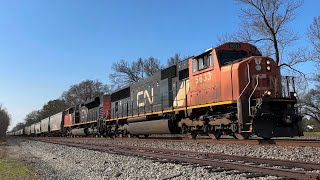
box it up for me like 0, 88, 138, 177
72, 137, 320, 163
8, 137, 320, 180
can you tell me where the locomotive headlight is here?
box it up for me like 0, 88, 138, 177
293, 92, 297, 97
266, 66, 271, 71
267, 90, 271, 96
266, 60, 271, 65
264, 90, 272, 96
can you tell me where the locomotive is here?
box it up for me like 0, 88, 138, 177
14, 42, 303, 139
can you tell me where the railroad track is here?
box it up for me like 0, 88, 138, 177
107, 136, 320, 147
30, 137, 320, 179
61, 135, 320, 147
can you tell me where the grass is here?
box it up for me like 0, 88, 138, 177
0, 159, 32, 180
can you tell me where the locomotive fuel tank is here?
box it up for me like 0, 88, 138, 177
70, 128, 96, 136
71, 128, 86, 136
127, 116, 177, 135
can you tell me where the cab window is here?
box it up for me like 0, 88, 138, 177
208, 54, 213, 67
192, 60, 197, 72
198, 58, 204, 70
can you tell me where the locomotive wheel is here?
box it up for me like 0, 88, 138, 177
208, 132, 222, 140
233, 133, 250, 140
144, 135, 149, 138
127, 134, 131, 138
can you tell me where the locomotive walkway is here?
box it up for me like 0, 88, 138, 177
28, 137, 320, 180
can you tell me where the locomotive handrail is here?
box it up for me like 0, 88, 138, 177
248, 74, 260, 116
237, 63, 251, 101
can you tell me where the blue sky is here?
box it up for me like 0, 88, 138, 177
0, 0, 318, 130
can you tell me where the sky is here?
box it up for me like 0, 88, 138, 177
0, 0, 319, 130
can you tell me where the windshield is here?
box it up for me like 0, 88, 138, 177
217, 50, 248, 66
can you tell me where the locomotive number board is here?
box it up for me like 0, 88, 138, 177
229, 43, 241, 49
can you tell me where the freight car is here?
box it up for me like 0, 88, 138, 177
16, 42, 302, 140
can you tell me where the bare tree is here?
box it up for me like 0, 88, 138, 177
109, 58, 162, 87
301, 88, 320, 124
299, 17, 320, 124
167, 53, 181, 67
0, 105, 10, 137
307, 16, 320, 59
62, 80, 112, 106
144, 57, 162, 77
221, 0, 302, 66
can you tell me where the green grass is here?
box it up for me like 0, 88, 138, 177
0, 159, 31, 180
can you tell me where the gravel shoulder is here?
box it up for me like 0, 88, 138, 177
7, 136, 320, 180
4, 137, 285, 180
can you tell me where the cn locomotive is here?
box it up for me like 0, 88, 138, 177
14, 42, 303, 139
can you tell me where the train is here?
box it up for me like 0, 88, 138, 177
11, 42, 303, 139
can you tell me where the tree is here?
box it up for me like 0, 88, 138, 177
39, 99, 68, 119
24, 110, 42, 126
109, 57, 162, 87
167, 53, 181, 67
223, 0, 302, 66
143, 57, 162, 77
301, 88, 320, 124
0, 105, 10, 137
62, 79, 112, 106
307, 16, 320, 59
12, 122, 25, 132
300, 17, 320, 125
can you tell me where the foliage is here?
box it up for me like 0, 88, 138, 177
62, 79, 113, 107
109, 57, 162, 87
0, 105, 10, 137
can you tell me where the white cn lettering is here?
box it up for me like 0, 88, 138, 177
136, 88, 154, 107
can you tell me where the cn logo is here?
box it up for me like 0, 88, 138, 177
137, 88, 154, 107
